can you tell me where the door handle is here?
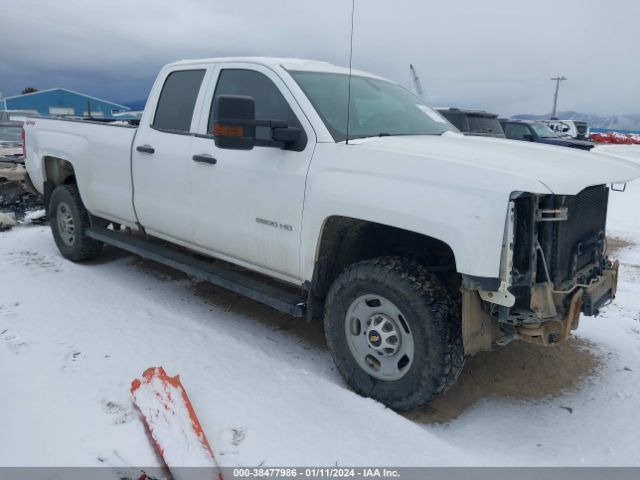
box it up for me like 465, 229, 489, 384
192, 154, 217, 165
136, 145, 155, 154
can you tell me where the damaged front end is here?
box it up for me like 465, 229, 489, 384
462, 184, 619, 354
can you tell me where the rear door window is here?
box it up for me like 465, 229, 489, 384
467, 115, 503, 135
504, 123, 531, 140
153, 69, 205, 132
439, 110, 464, 130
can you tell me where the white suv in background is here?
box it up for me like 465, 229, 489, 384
541, 119, 590, 140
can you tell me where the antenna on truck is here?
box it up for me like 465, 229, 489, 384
345, 0, 355, 145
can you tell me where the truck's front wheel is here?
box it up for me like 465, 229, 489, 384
324, 256, 464, 411
49, 184, 104, 262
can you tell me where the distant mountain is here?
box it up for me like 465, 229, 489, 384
122, 99, 146, 111
513, 111, 640, 132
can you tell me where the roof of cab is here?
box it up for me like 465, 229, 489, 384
437, 108, 499, 118
165, 57, 387, 80
499, 119, 536, 124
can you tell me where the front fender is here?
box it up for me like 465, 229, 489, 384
300, 143, 549, 282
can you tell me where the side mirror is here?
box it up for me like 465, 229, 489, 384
213, 95, 256, 150
272, 126, 302, 144
212, 94, 306, 152
523, 134, 534, 141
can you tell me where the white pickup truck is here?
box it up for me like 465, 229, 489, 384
24, 57, 640, 410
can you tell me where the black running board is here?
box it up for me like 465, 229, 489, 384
86, 228, 306, 317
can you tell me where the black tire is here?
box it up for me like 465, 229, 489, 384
49, 184, 104, 262
324, 256, 464, 411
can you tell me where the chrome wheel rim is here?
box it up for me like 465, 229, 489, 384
56, 202, 75, 246
344, 294, 414, 381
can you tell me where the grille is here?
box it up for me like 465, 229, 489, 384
548, 185, 608, 286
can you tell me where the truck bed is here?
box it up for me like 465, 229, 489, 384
24, 116, 140, 227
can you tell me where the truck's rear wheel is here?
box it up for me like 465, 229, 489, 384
49, 184, 104, 261
324, 256, 464, 411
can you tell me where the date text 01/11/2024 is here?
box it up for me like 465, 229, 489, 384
231, 467, 400, 478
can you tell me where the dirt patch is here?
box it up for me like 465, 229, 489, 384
405, 337, 599, 424
126, 252, 326, 348
84, 244, 133, 265
192, 281, 327, 349
607, 236, 634, 255
132, 257, 189, 281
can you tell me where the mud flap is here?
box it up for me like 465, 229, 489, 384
130, 367, 223, 480
462, 288, 499, 355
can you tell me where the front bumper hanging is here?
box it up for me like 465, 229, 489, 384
517, 261, 619, 346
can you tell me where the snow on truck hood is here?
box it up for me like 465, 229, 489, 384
593, 144, 640, 166
352, 135, 640, 195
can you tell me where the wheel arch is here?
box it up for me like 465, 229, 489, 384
306, 215, 459, 320
43, 155, 77, 187
41, 156, 78, 214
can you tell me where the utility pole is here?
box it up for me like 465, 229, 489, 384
550, 76, 567, 119
409, 64, 432, 105
409, 64, 424, 99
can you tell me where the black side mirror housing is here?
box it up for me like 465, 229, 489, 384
522, 134, 534, 141
272, 126, 302, 144
213, 95, 256, 150
212, 94, 306, 151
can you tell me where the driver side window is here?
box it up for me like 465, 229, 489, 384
209, 69, 301, 140
505, 123, 531, 140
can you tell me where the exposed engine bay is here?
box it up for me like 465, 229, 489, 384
463, 184, 618, 353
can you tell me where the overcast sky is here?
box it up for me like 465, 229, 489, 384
1, 0, 638, 116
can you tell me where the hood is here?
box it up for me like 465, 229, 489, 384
592, 145, 640, 166
466, 132, 506, 139
540, 137, 594, 149
352, 134, 640, 195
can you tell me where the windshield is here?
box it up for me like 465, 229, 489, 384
530, 123, 558, 138
289, 71, 455, 142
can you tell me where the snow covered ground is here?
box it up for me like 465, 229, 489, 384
1, 181, 640, 468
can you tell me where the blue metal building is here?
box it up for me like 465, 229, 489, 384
1, 88, 129, 118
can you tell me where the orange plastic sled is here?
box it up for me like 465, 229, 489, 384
131, 367, 223, 480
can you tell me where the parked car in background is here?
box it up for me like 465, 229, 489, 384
1, 110, 40, 121
436, 108, 505, 138
540, 119, 590, 140
0, 125, 22, 145
0, 112, 23, 147
500, 119, 594, 150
